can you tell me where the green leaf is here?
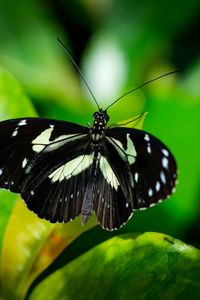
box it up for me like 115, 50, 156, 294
0, 65, 36, 119
28, 232, 200, 300
116, 112, 148, 129
0, 1, 84, 108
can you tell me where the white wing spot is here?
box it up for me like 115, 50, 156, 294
12, 127, 19, 137
162, 149, 169, 157
172, 187, 176, 193
135, 172, 139, 182
160, 171, 166, 184
156, 181, 160, 192
46, 133, 85, 152
22, 158, 28, 168
126, 134, 137, 164
32, 126, 54, 152
147, 143, 151, 154
112, 138, 124, 149
139, 207, 147, 211
144, 134, 150, 141
49, 155, 93, 183
32, 125, 83, 152
30, 190, 34, 196
148, 188, 153, 197
18, 119, 27, 126
99, 157, 119, 190
162, 157, 169, 169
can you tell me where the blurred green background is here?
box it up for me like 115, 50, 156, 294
0, 0, 200, 299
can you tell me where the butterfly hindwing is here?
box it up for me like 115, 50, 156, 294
92, 145, 135, 230
22, 154, 92, 222
0, 117, 93, 222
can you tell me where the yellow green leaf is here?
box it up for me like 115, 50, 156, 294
116, 112, 148, 129
1, 200, 96, 300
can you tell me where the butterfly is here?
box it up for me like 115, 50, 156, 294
0, 109, 178, 231
0, 40, 178, 230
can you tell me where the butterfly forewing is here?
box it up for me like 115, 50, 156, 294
0, 118, 93, 222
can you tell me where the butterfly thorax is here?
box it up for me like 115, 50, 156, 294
90, 110, 109, 143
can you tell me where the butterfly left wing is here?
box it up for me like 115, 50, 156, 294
0, 117, 92, 222
93, 127, 178, 230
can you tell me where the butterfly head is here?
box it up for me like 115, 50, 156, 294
93, 110, 109, 127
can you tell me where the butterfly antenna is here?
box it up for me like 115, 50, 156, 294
57, 38, 100, 111
105, 70, 180, 111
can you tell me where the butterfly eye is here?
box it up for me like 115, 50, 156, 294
93, 112, 99, 119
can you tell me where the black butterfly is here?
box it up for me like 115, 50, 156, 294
0, 103, 177, 230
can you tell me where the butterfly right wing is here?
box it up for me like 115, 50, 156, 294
0, 117, 93, 222
93, 126, 177, 230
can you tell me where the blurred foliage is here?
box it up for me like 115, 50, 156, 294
0, 0, 200, 299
